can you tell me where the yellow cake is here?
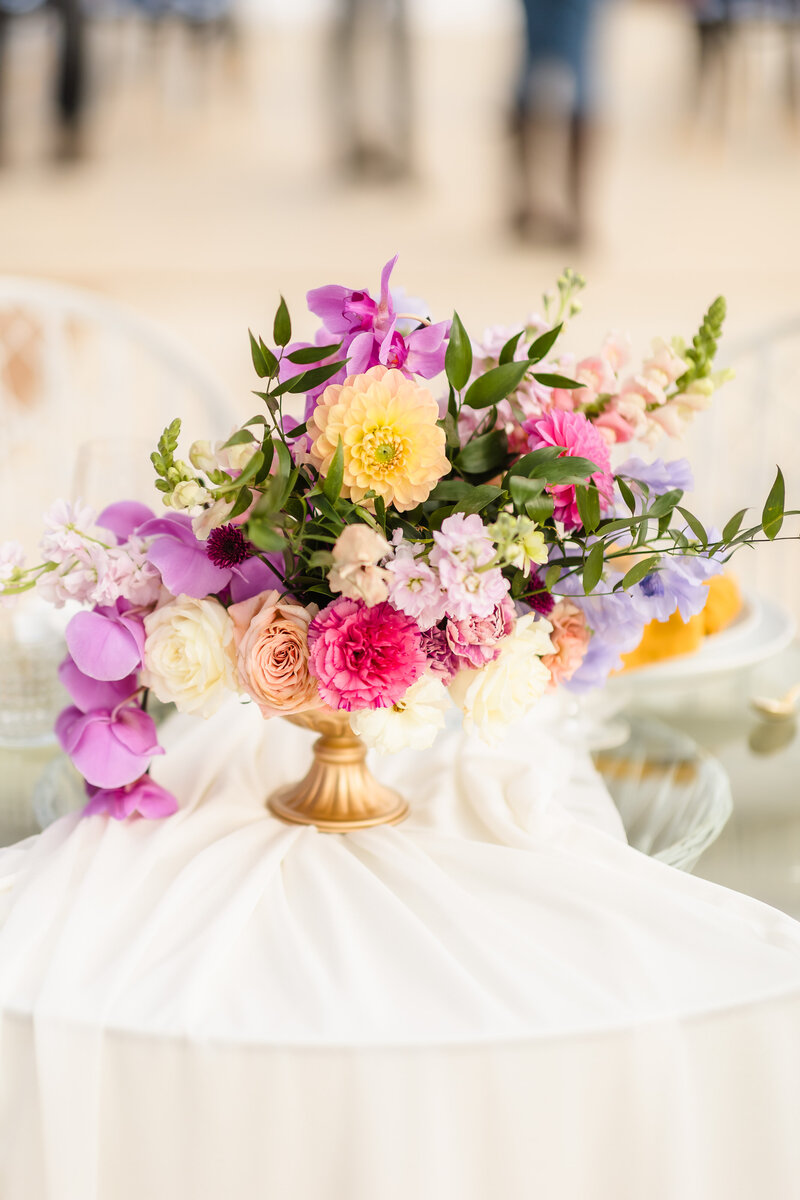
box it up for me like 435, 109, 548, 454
619, 574, 742, 672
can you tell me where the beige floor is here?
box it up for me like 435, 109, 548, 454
0, 1, 799, 405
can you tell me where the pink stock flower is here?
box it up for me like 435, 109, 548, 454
419, 626, 460, 684
445, 597, 516, 668
84, 775, 178, 820
431, 513, 509, 620
524, 409, 614, 530
386, 549, 447, 629
65, 602, 146, 682
308, 597, 426, 711
541, 600, 591, 688
56, 703, 163, 788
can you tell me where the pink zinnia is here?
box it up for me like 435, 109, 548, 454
524, 409, 614, 530
308, 598, 427, 711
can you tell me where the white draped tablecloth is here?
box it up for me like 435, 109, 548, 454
1, 701, 800, 1200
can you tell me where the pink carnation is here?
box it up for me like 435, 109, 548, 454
419, 626, 460, 684
445, 597, 516, 668
541, 600, 591, 688
524, 408, 614, 530
308, 598, 426, 711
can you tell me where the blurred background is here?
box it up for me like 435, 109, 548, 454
1, 0, 800, 908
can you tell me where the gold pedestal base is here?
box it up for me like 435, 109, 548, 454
267, 709, 408, 832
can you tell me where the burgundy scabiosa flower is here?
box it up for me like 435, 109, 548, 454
524, 571, 556, 618
207, 524, 251, 570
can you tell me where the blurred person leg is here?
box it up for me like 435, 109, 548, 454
510, 0, 601, 246
49, 0, 87, 160
331, 0, 412, 182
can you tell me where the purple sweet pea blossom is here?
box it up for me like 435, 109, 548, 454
56, 703, 163, 788
58, 656, 139, 713
65, 602, 146, 681
559, 571, 646, 692
616, 457, 695, 498
138, 513, 232, 598
84, 775, 178, 820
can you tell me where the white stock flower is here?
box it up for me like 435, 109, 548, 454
192, 498, 236, 541
189, 440, 216, 473
350, 673, 450, 753
170, 480, 211, 512
449, 613, 554, 745
142, 596, 237, 717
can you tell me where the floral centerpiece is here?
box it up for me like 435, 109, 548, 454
0, 261, 793, 828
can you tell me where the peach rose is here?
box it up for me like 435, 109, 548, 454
228, 589, 320, 717
541, 600, 591, 689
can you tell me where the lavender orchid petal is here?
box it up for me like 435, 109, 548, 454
147, 534, 232, 598
111, 706, 163, 756
229, 555, 285, 604
65, 609, 145, 681
65, 707, 158, 788
84, 776, 178, 820
58, 657, 138, 713
97, 501, 155, 544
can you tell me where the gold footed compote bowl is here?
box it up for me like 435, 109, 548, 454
267, 708, 408, 832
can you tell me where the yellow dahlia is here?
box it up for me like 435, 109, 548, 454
308, 366, 449, 512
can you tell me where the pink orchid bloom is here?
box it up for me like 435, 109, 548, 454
138, 513, 233, 598
97, 501, 155, 545
84, 775, 178, 820
307, 255, 398, 339
65, 601, 146, 682
378, 319, 451, 379
58, 655, 139, 712
56, 702, 163, 789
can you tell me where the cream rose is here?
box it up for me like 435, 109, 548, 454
449, 613, 553, 744
228, 589, 320, 718
328, 525, 391, 607
142, 595, 236, 717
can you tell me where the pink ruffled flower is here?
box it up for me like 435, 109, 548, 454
308, 597, 426, 711
56, 703, 163, 788
84, 775, 178, 820
431, 514, 509, 620
445, 597, 516, 668
419, 626, 460, 684
524, 409, 614, 530
541, 600, 591, 688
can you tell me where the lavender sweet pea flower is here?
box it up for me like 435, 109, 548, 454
65, 602, 146, 681
84, 775, 178, 820
616, 457, 695, 497
97, 501, 155, 544
137, 513, 232, 598
560, 572, 646, 693
630, 554, 721, 624
56, 703, 163, 788
58, 655, 139, 712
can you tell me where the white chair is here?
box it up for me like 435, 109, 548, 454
0, 276, 236, 550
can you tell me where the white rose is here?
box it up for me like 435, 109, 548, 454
351, 673, 450, 753
449, 613, 553, 745
142, 596, 237, 717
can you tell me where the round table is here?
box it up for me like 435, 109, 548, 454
1, 700, 800, 1199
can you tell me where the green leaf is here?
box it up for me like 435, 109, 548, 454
762, 467, 785, 541
509, 475, 544, 511
537, 456, 599, 486
545, 563, 561, 592
246, 523, 287, 553
285, 421, 307, 440
463, 361, 530, 409
277, 360, 346, 396
428, 480, 472, 504
229, 486, 253, 520
445, 311, 472, 392
273, 296, 291, 347
527, 323, 563, 363
374, 495, 386, 529
286, 342, 342, 365
222, 429, 257, 449
215, 450, 264, 494
249, 331, 268, 378
676, 506, 707, 547
323, 438, 344, 503
583, 542, 605, 594
722, 507, 748, 542
452, 485, 504, 515
455, 429, 509, 476
621, 555, 661, 590
243, 414, 269, 427
617, 477, 637, 515
258, 339, 279, 377
506, 446, 564, 479
576, 484, 601, 533
498, 330, 524, 366
532, 373, 584, 390
647, 489, 683, 519
524, 491, 555, 523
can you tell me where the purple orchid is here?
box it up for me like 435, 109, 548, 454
58, 655, 139, 712
65, 601, 146, 682
307, 254, 397, 340
84, 775, 178, 820
56, 703, 163, 788
137, 513, 232, 598
97, 501, 155, 545
378, 319, 451, 378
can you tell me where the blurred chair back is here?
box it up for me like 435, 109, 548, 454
684, 315, 800, 622
0, 276, 235, 550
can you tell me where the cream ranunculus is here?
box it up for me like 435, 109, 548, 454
142, 595, 236, 717
448, 613, 554, 744
350, 672, 450, 753
328, 524, 391, 606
